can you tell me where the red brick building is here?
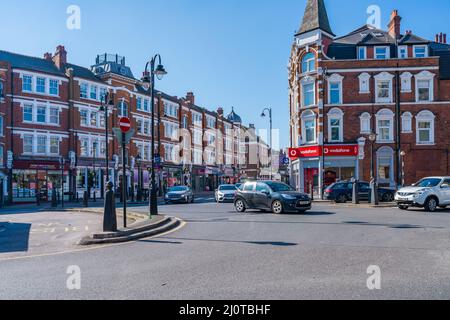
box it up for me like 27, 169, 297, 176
0, 48, 268, 204
289, 0, 450, 196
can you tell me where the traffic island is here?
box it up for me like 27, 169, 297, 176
79, 215, 183, 245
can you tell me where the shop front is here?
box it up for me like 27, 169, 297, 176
289, 144, 359, 194
12, 160, 69, 204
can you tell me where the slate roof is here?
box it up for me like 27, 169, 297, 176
66, 63, 104, 83
0, 50, 66, 76
296, 0, 334, 37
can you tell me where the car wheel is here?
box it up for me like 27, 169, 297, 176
235, 199, 246, 213
383, 193, 394, 202
271, 200, 284, 214
337, 194, 347, 203
398, 205, 409, 211
424, 197, 438, 212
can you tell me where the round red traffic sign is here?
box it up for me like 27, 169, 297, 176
119, 117, 131, 133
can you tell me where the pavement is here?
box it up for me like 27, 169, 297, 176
1, 199, 450, 299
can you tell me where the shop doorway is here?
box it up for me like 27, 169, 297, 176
304, 168, 319, 194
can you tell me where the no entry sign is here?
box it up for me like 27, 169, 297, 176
119, 117, 131, 133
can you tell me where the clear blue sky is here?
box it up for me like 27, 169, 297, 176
1, 0, 449, 148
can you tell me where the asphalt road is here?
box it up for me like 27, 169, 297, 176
1, 200, 450, 300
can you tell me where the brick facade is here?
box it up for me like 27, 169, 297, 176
289, 1, 450, 195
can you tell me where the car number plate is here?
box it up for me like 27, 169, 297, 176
298, 201, 310, 205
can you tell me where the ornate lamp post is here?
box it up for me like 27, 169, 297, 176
141, 54, 167, 217
261, 108, 273, 180
99, 92, 115, 186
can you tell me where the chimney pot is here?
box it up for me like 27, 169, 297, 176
44, 52, 53, 61
440, 33, 443, 43
444, 34, 447, 44
436, 34, 440, 42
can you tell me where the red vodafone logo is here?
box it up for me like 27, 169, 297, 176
288, 148, 300, 159
119, 117, 131, 133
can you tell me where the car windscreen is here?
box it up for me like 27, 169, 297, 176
219, 185, 236, 191
168, 186, 188, 192
265, 182, 294, 192
415, 178, 442, 188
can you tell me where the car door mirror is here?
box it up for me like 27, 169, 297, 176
441, 184, 449, 189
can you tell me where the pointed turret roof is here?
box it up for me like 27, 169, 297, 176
296, 0, 334, 37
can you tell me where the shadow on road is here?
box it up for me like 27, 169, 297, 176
0, 222, 31, 253
158, 236, 298, 247
342, 221, 440, 229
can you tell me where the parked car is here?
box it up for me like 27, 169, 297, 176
215, 184, 238, 203
164, 186, 194, 204
395, 177, 450, 212
324, 181, 395, 203
234, 181, 311, 214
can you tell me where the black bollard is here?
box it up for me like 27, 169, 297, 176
310, 183, 314, 201
103, 181, 117, 232
83, 191, 89, 208
352, 181, 360, 204
51, 189, 58, 208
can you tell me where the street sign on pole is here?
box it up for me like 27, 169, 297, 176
119, 117, 131, 133
113, 128, 135, 144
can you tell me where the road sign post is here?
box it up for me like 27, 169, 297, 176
118, 117, 132, 228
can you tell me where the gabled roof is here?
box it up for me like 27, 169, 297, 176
399, 33, 430, 45
333, 25, 395, 45
296, 0, 334, 37
0, 50, 66, 77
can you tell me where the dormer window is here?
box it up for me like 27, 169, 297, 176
398, 46, 408, 58
357, 47, 367, 60
301, 53, 316, 73
375, 46, 390, 59
413, 45, 428, 58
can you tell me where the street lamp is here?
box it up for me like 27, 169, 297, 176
368, 132, 379, 205
99, 92, 115, 186
142, 54, 167, 217
261, 108, 273, 180
136, 154, 142, 202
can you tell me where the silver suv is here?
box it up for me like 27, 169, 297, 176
395, 177, 450, 212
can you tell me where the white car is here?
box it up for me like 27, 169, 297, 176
215, 184, 238, 203
395, 177, 450, 212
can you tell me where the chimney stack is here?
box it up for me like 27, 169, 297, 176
52, 45, 67, 69
388, 10, 402, 39
436, 34, 440, 42
444, 34, 447, 44
440, 33, 443, 43
217, 107, 224, 116
186, 92, 195, 105
44, 52, 53, 61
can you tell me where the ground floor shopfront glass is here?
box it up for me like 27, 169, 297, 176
12, 169, 69, 203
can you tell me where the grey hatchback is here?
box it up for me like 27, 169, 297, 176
234, 181, 312, 214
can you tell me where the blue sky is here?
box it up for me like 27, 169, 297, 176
1, 0, 449, 148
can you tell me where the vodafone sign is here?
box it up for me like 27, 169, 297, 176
289, 145, 358, 159
323, 145, 359, 157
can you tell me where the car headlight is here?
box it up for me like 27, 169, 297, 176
414, 191, 425, 198
281, 194, 297, 200
218, 192, 224, 197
